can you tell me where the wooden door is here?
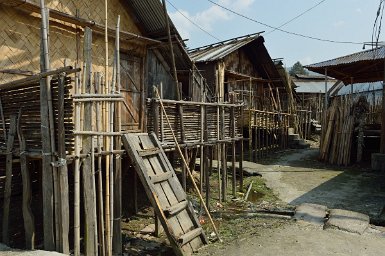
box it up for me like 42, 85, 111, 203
120, 53, 143, 131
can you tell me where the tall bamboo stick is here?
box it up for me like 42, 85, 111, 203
39, 0, 55, 250
104, 0, 111, 255
113, 15, 122, 255
96, 73, 105, 256
74, 67, 81, 256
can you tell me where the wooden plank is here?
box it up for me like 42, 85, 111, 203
1, 115, 17, 245
150, 172, 173, 183
149, 133, 186, 202
164, 200, 188, 217
139, 148, 161, 157
57, 74, 70, 254
138, 135, 195, 253
122, 134, 184, 256
178, 228, 203, 246
140, 135, 204, 252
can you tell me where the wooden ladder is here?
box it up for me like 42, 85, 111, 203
122, 133, 208, 256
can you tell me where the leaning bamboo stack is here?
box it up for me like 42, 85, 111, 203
320, 96, 355, 166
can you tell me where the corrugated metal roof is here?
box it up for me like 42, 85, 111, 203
338, 81, 383, 95
188, 34, 261, 62
306, 46, 385, 69
127, 0, 179, 38
294, 81, 335, 93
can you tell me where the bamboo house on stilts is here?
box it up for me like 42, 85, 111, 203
189, 34, 306, 163
0, 0, 242, 255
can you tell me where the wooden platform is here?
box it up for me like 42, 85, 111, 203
122, 133, 208, 256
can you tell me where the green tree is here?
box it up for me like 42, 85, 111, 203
289, 61, 308, 76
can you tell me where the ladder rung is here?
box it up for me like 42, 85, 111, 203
178, 227, 203, 246
149, 172, 172, 183
138, 147, 161, 157
164, 200, 188, 217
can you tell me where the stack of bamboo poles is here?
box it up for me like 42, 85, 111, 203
320, 97, 355, 166
71, 18, 123, 256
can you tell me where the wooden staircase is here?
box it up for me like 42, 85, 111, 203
122, 133, 208, 256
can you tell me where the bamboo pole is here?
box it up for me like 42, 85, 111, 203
39, 0, 55, 250
95, 73, 106, 256
74, 67, 81, 256
113, 15, 122, 255
155, 88, 222, 242
104, 0, 112, 254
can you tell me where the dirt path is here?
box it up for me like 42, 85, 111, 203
248, 148, 385, 218
197, 147, 385, 256
198, 221, 385, 256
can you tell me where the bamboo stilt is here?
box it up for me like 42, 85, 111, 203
39, 0, 55, 250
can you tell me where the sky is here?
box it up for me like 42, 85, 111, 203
166, 0, 381, 68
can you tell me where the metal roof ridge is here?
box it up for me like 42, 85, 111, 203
188, 32, 264, 53
305, 45, 385, 68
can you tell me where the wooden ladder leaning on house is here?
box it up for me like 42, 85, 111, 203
122, 132, 208, 256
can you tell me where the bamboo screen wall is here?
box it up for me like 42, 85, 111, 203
0, 76, 74, 151
147, 99, 243, 147
0, 1, 146, 84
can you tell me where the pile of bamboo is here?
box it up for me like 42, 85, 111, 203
320, 97, 355, 165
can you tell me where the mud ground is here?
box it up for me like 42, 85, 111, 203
197, 144, 385, 256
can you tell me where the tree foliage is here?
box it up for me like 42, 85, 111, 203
289, 61, 308, 76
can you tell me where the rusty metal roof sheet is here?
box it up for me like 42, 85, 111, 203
306, 46, 385, 69
305, 46, 385, 84
188, 33, 262, 62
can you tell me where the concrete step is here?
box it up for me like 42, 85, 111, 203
288, 127, 295, 135
298, 140, 311, 149
288, 134, 300, 141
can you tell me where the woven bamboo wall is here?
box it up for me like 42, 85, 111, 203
0, 1, 147, 84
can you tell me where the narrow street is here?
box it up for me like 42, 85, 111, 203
197, 145, 385, 256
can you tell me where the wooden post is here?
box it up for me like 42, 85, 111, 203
253, 111, 257, 162
82, 27, 97, 256
239, 106, 244, 192
179, 105, 187, 191
220, 106, 226, 202
17, 110, 35, 249
57, 74, 70, 253
231, 107, 236, 197
2, 115, 17, 245
204, 106, 210, 210
248, 78, 252, 161
39, 0, 55, 250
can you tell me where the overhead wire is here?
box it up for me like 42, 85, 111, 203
166, 0, 222, 42
206, 0, 364, 45
265, 0, 327, 35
